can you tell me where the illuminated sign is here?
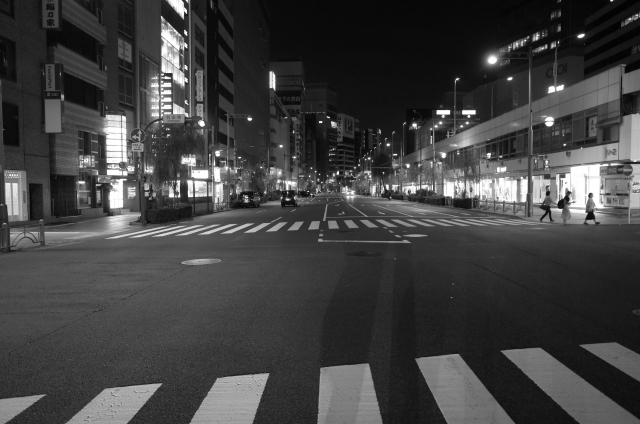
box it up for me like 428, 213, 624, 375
160, 73, 173, 113
214, 167, 221, 182
436, 110, 451, 115
195, 70, 204, 102
106, 114, 128, 176
192, 170, 209, 179
181, 155, 196, 166
461, 110, 476, 115
269, 71, 276, 90
44, 63, 63, 133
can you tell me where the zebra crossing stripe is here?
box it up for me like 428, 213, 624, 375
467, 219, 502, 226
245, 223, 271, 233
190, 374, 269, 424
503, 348, 640, 424
66, 383, 161, 424
131, 226, 186, 238
416, 354, 514, 424
288, 221, 304, 231
328, 221, 339, 229
407, 219, 434, 227
392, 219, 416, 227
154, 225, 203, 237
581, 342, 640, 382
345, 220, 358, 229
422, 219, 453, 227
0, 394, 45, 424
360, 220, 378, 228
106, 226, 170, 239
437, 219, 470, 226
450, 219, 486, 226
222, 223, 254, 234
267, 222, 287, 232
309, 221, 321, 230
177, 224, 220, 236
376, 219, 396, 227
489, 219, 529, 226
318, 363, 382, 423
200, 224, 236, 235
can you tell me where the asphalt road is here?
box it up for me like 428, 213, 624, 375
1, 193, 639, 423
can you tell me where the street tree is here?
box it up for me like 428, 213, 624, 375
450, 149, 481, 198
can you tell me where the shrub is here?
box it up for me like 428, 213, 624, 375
146, 204, 192, 223
452, 198, 473, 209
390, 194, 404, 200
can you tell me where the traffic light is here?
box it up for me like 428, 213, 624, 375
184, 116, 205, 128
544, 159, 550, 170
215, 150, 221, 157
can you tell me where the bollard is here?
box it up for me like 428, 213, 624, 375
1, 223, 8, 253
39, 219, 45, 246
513, 202, 516, 215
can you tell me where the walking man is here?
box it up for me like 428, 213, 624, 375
540, 190, 556, 222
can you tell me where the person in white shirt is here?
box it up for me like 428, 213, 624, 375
584, 192, 600, 225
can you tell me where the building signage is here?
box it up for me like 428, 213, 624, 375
44, 63, 63, 133
343, 114, 354, 139
97, 176, 112, 184
436, 110, 451, 116
192, 170, 209, 179
269, 71, 276, 90
195, 70, 204, 102
163, 113, 185, 124
588, 116, 598, 137
213, 167, 221, 182
196, 103, 204, 119
106, 114, 128, 176
42, 0, 61, 29
181, 154, 196, 166
278, 91, 302, 106
600, 165, 625, 176
604, 145, 618, 159
160, 73, 173, 114
632, 181, 640, 194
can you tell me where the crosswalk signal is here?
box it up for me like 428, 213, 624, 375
544, 159, 550, 170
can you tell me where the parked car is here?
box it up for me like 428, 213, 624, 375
281, 190, 298, 207
298, 190, 310, 197
238, 191, 260, 208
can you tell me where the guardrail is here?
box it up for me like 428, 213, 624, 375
476, 199, 528, 216
1, 220, 46, 253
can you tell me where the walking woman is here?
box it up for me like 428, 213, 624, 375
540, 190, 556, 222
561, 191, 573, 224
584, 192, 600, 225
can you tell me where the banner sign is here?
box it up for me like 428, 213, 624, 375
42, 0, 61, 29
44, 63, 63, 133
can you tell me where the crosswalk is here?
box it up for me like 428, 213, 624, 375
106, 218, 540, 240
2, 342, 638, 423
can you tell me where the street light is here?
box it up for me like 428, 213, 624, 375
552, 33, 586, 92
453, 78, 460, 135
401, 123, 406, 193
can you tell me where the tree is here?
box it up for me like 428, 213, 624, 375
354, 172, 370, 194
371, 149, 391, 191
146, 124, 205, 199
450, 149, 481, 198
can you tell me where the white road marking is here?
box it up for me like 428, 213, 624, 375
374, 204, 412, 216
450, 219, 486, 226
320, 239, 411, 244
153, 225, 203, 237
200, 224, 236, 235
328, 221, 339, 229
106, 226, 170, 239
222, 223, 254, 234
130, 226, 187, 238
466, 219, 502, 226
437, 219, 470, 226
376, 219, 396, 227
267, 222, 287, 232
360, 220, 378, 228
392, 219, 415, 227
269, 217, 282, 223
323, 204, 328, 221
345, 220, 358, 228
66, 384, 161, 424
581, 343, 640, 382
291, 209, 297, 212
407, 219, 434, 227
245, 223, 270, 233
177, 224, 220, 235
488, 219, 528, 226
349, 204, 368, 216
309, 221, 321, 230
377, 211, 385, 215
0, 395, 45, 424
317, 364, 383, 423
288, 221, 303, 231
190, 374, 269, 424
416, 354, 514, 424
422, 219, 453, 227
503, 347, 640, 424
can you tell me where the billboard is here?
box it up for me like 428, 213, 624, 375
338, 113, 354, 141
277, 90, 302, 117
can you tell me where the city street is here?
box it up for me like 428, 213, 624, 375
1, 193, 640, 423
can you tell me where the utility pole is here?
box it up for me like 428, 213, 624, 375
0, 81, 7, 225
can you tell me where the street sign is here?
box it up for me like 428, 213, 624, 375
623, 164, 634, 176
163, 113, 185, 124
132, 142, 144, 152
118, 161, 127, 170
130, 128, 146, 143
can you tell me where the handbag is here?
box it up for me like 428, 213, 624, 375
539, 204, 547, 210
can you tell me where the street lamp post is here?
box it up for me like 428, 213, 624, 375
401, 122, 405, 194
453, 77, 460, 135
553, 33, 585, 91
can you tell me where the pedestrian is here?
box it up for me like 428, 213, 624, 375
583, 193, 600, 225
539, 190, 556, 222
561, 191, 573, 224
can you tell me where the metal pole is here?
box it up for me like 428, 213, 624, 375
491, 83, 495, 119
39, 219, 45, 246
527, 46, 534, 217
453, 78, 459, 135
401, 123, 405, 194
0, 81, 7, 225
226, 114, 230, 207
432, 120, 436, 193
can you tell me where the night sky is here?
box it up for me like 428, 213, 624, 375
269, 0, 506, 139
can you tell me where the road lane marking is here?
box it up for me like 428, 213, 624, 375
106, 226, 170, 239
466, 219, 502, 226
222, 223, 254, 234
376, 219, 396, 227
487, 219, 528, 226
245, 223, 271, 233
309, 221, 320, 230
450, 219, 486, 226
360, 220, 378, 228
407, 219, 434, 227
416, 354, 514, 424
392, 219, 415, 227
438, 219, 470, 227
200, 224, 236, 235
328, 220, 339, 229
291, 209, 297, 212
374, 204, 413, 216
130, 226, 186, 238
318, 364, 382, 423
66, 384, 161, 424
154, 225, 203, 237
345, 220, 358, 228
0, 395, 45, 424
267, 222, 287, 232
581, 343, 640, 382
503, 348, 640, 424
190, 374, 269, 424
422, 219, 453, 227
177, 224, 220, 235
349, 204, 367, 216
269, 217, 282, 223
288, 221, 303, 231
323, 204, 328, 221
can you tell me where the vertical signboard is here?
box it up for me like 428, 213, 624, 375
44, 63, 63, 133
106, 114, 127, 176
42, 0, 61, 29
195, 69, 204, 119
160, 73, 173, 115
336, 115, 343, 142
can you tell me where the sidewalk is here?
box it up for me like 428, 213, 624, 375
461, 204, 639, 225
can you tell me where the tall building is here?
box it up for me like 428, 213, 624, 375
336, 113, 356, 183
305, 82, 337, 184
584, 0, 640, 77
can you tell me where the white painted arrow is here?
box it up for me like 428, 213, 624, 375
378, 211, 385, 215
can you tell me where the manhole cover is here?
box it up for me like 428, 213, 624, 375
633, 309, 640, 316
181, 259, 222, 265
347, 251, 382, 257
404, 234, 428, 238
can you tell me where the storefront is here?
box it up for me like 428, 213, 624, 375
4, 170, 29, 222
599, 165, 632, 208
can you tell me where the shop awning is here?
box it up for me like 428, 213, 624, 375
595, 116, 621, 128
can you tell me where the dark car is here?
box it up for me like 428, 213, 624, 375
238, 191, 260, 208
281, 190, 298, 207
298, 190, 312, 197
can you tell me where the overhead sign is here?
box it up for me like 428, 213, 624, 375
461, 110, 476, 115
164, 113, 185, 124
130, 128, 146, 143
132, 142, 144, 152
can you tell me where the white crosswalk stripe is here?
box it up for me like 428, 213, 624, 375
392, 219, 415, 227
177, 224, 220, 235
267, 222, 287, 232
452, 219, 486, 226
344, 220, 358, 229
200, 224, 236, 234
288, 221, 303, 231
407, 219, 434, 227
422, 219, 453, 227
376, 219, 396, 227
245, 223, 271, 233
360, 220, 378, 228
467, 218, 502, 226
106, 226, 170, 239
131, 226, 186, 238
328, 220, 339, 229
309, 221, 321, 230
221, 223, 254, 234
438, 219, 470, 226
154, 225, 203, 237
2, 342, 638, 423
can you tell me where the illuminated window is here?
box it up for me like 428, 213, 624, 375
550, 9, 561, 19
621, 12, 640, 27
